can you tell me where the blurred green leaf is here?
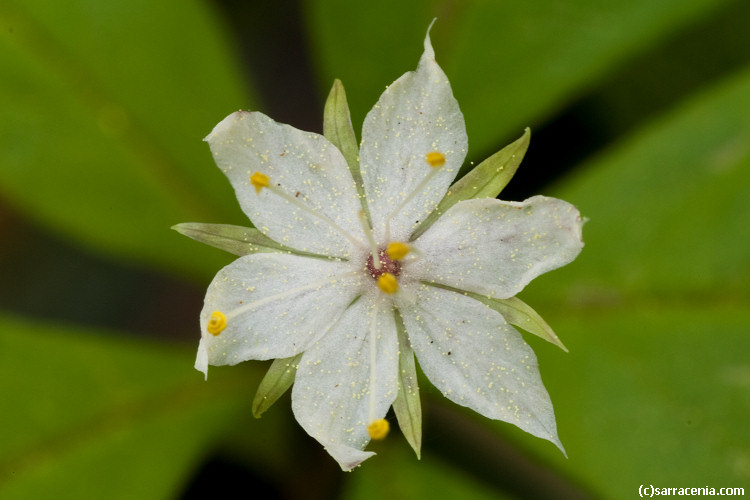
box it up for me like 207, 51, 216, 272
308, 0, 737, 157
509, 65, 750, 496
536, 305, 750, 496
0, 314, 257, 499
0, 0, 253, 278
530, 64, 750, 304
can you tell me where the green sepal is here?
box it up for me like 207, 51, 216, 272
171, 223, 333, 260
424, 281, 567, 351
392, 308, 422, 458
472, 295, 568, 352
410, 128, 531, 241
252, 353, 303, 419
323, 79, 368, 215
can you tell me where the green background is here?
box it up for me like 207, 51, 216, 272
1, 0, 748, 498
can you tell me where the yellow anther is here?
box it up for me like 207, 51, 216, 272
377, 273, 398, 294
425, 151, 446, 168
250, 172, 270, 194
206, 311, 227, 336
386, 242, 409, 261
367, 419, 390, 440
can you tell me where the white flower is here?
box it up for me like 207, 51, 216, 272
194, 27, 583, 470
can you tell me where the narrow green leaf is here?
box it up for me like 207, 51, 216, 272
323, 79, 369, 216
392, 309, 422, 458
172, 223, 335, 260
410, 128, 530, 241
456, 128, 531, 197
252, 353, 303, 418
324, 79, 361, 180
477, 296, 567, 352
172, 223, 288, 256
422, 281, 566, 351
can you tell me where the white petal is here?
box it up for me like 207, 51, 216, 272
360, 28, 467, 242
292, 294, 399, 470
409, 196, 584, 298
396, 284, 563, 450
205, 111, 365, 258
195, 337, 209, 379
197, 253, 361, 376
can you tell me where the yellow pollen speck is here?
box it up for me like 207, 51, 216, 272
377, 273, 398, 294
250, 172, 269, 194
207, 311, 227, 335
386, 242, 409, 260
367, 419, 390, 440
425, 151, 446, 168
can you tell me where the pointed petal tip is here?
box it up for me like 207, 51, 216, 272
423, 19, 437, 58
427, 17, 437, 35
554, 437, 568, 458
326, 444, 375, 471
170, 222, 194, 235
195, 339, 209, 380
204, 110, 252, 142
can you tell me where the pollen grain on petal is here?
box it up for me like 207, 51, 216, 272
377, 273, 399, 294
250, 171, 270, 194
367, 418, 390, 440
207, 311, 227, 335
425, 151, 446, 168
386, 242, 409, 261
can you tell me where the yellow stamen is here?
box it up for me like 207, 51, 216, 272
250, 172, 269, 194
377, 273, 398, 294
367, 419, 390, 440
425, 151, 446, 168
386, 242, 409, 261
207, 311, 227, 335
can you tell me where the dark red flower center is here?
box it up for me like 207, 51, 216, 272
366, 248, 401, 279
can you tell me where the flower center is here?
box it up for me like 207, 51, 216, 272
366, 248, 401, 280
